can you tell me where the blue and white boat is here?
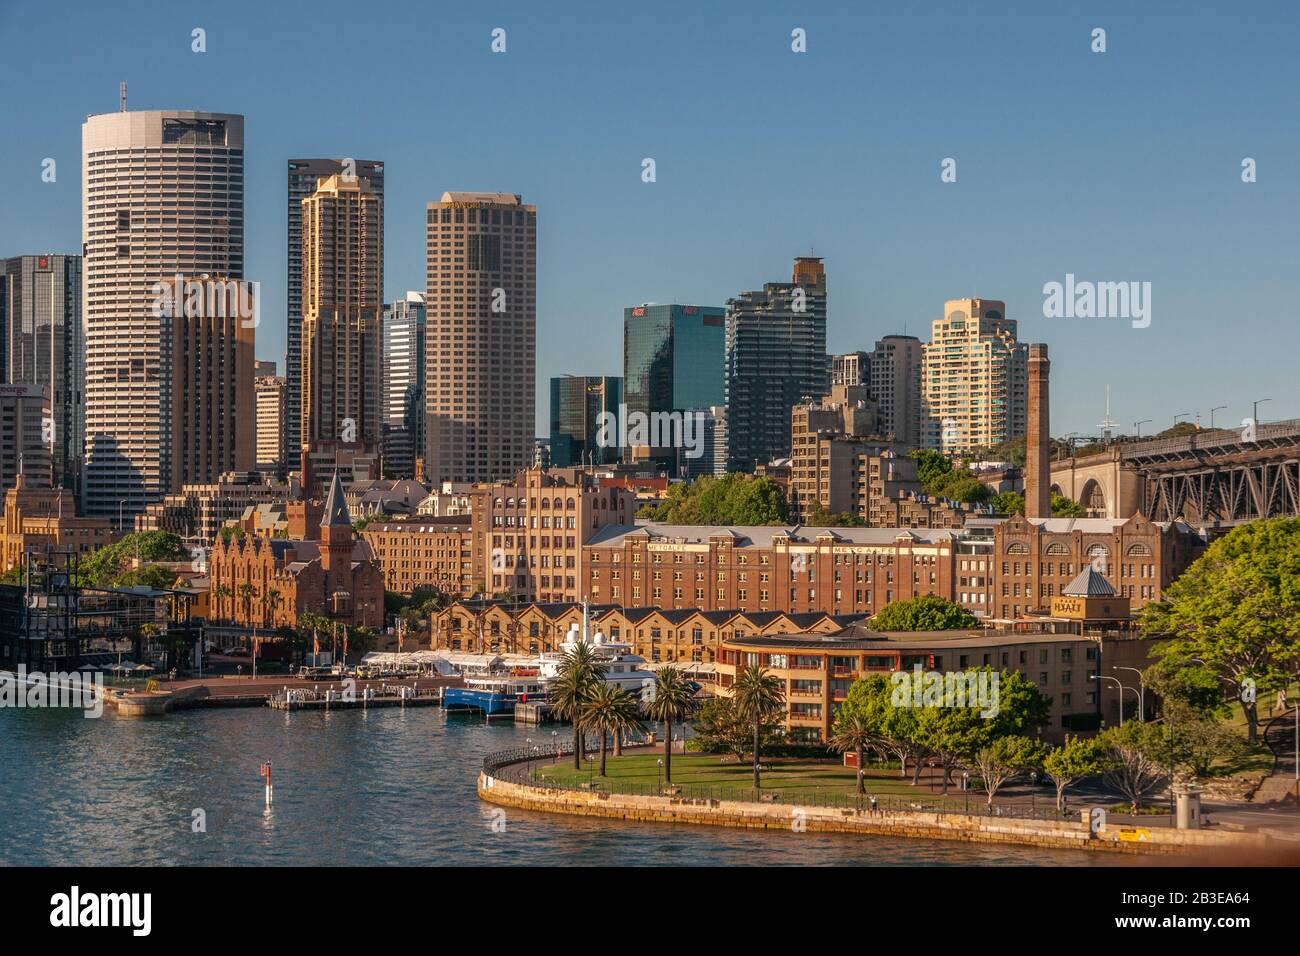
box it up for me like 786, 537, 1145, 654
442, 672, 546, 717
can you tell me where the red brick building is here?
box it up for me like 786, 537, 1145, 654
208, 472, 384, 629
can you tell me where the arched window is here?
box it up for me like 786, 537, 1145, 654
1126, 543, 1152, 556
1005, 542, 1030, 555
1046, 542, 1070, 555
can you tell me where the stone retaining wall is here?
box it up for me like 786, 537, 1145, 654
478, 772, 1274, 856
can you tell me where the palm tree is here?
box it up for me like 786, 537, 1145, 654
580, 684, 645, 776
264, 588, 282, 629
548, 641, 605, 770
236, 582, 256, 652
733, 664, 785, 790
213, 584, 231, 622
831, 712, 875, 796
643, 666, 694, 786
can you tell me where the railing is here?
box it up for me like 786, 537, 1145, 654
480, 747, 1068, 820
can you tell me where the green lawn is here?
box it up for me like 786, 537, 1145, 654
531, 752, 964, 806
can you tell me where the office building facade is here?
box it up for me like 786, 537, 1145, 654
1, 255, 84, 493
82, 110, 245, 522
382, 292, 426, 479
300, 174, 384, 489
286, 159, 383, 460
549, 374, 622, 468
622, 303, 724, 475
726, 257, 828, 471
425, 192, 536, 484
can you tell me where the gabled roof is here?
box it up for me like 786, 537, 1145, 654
1062, 565, 1117, 597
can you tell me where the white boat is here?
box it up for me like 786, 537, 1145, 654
537, 603, 657, 697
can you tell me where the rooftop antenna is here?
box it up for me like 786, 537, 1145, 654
1098, 384, 1118, 443
119, 82, 127, 112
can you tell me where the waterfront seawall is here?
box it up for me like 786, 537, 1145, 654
477, 772, 1274, 856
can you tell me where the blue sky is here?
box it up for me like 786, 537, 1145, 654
1, 0, 1297, 437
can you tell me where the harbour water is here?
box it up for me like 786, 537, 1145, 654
1, 706, 1126, 866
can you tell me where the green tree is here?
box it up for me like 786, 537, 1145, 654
830, 712, 876, 795
991, 491, 1025, 515
908, 448, 952, 488
732, 665, 786, 789
867, 594, 978, 632
1100, 721, 1171, 809
1141, 517, 1300, 741
690, 696, 751, 760
642, 666, 694, 785
1043, 734, 1110, 812
804, 502, 864, 527
971, 736, 1047, 807
1050, 493, 1086, 517
547, 640, 606, 770
579, 683, 645, 774
1164, 700, 1245, 778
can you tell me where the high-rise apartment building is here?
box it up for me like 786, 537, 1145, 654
255, 363, 286, 474
286, 159, 383, 459
726, 257, 828, 471
300, 174, 383, 490
921, 298, 1027, 454
549, 374, 622, 468
1, 255, 84, 492
868, 334, 924, 448
424, 192, 536, 484
382, 292, 426, 479
623, 303, 724, 476
82, 109, 244, 523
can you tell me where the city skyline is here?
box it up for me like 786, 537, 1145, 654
2, 2, 1298, 441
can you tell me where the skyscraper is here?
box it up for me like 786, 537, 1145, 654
549, 374, 622, 468
868, 334, 923, 448
425, 192, 536, 484
300, 174, 383, 489
725, 257, 828, 471
255, 362, 286, 474
831, 351, 870, 388
286, 159, 383, 460
382, 292, 426, 479
82, 109, 244, 523
921, 298, 1027, 454
1, 254, 84, 492
622, 303, 724, 475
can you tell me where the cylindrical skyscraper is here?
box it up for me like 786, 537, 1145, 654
81, 109, 245, 523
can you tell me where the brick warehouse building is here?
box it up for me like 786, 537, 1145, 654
582, 523, 994, 617
208, 472, 384, 630
429, 598, 856, 662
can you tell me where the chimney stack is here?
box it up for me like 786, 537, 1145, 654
1025, 343, 1051, 519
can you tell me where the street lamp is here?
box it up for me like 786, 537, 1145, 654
657, 757, 664, 793
1173, 413, 1191, 427
1094, 674, 1136, 726
1134, 420, 1152, 440
1113, 665, 1146, 720
962, 770, 970, 813
1253, 398, 1272, 426
1209, 406, 1227, 429
552, 730, 558, 764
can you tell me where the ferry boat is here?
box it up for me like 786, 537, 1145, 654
537, 604, 658, 696
442, 672, 546, 717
